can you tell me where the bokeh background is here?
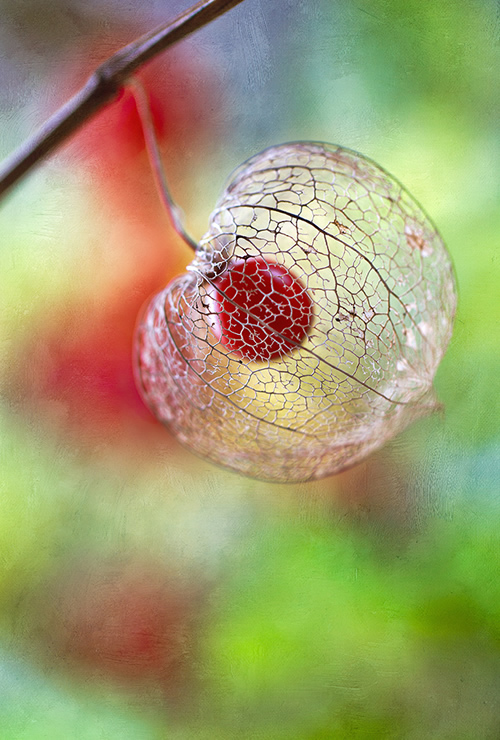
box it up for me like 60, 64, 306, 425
1, 0, 499, 737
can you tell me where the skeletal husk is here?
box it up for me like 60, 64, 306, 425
135, 143, 456, 482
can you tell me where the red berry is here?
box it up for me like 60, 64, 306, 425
211, 257, 313, 362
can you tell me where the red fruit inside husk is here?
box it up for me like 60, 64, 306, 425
212, 256, 313, 362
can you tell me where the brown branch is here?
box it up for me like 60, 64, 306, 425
0, 0, 245, 200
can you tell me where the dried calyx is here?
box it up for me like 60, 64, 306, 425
135, 142, 456, 482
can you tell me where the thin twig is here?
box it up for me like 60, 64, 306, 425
0, 0, 245, 200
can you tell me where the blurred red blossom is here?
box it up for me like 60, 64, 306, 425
28, 555, 204, 699
9, 28, 222, 459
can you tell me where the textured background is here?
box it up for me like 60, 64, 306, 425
1, 0, 499, 736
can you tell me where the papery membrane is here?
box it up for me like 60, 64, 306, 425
135, 143, 457, 481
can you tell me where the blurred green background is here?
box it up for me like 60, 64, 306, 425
1, 0, 499, 737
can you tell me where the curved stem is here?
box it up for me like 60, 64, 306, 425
0, 0, 245, 200
128, 77, 198, 252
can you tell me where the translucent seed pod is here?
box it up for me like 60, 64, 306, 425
135, 142, 457, 482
